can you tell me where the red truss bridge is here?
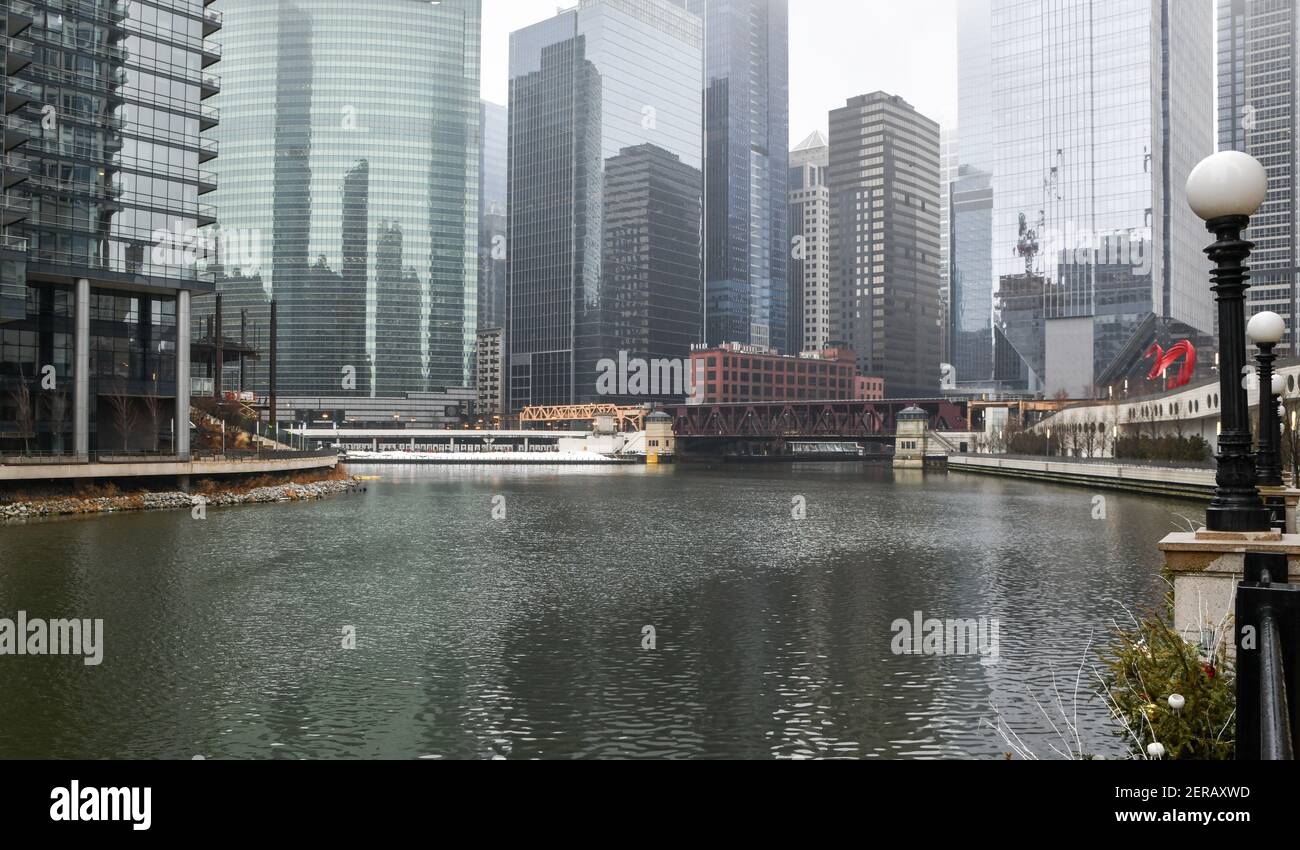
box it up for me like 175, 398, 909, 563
670, 399, 969, 440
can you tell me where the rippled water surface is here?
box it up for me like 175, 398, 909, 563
0, 463, 1188, 759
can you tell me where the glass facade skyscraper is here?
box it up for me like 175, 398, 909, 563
507, 0, 703, 408
1219, 0, 1298, 352
938, 125, 958, 372
986, 0, 1213, 397
2, 0, 219, 456
478, 99, 507, 331
209, 0, 481, 398
681, 0, 789, 353
951, 0, 994, 387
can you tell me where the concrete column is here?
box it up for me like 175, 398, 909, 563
176, 290, 191, 459
73, 278, 90, 457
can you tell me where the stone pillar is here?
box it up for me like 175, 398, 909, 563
176, 290, 191, 459
1159, 529, 1300, 652
73, 278, 90, 457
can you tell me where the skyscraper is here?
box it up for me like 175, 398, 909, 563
1, 0, 220, 456
789, 131, 830, 354
1219, 0, 1298, 351
478, 100, 507, 331
951, 0, 994, 389
507, 0, 703, 408
681, 0, 789, 353
939, 125, 959, 373
210, 0, 481, 398
986, 0, 1214, 397
828, 92, 943, 399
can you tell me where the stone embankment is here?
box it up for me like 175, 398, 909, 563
1, 479, 361, 520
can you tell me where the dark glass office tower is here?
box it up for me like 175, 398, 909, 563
600, 143, 703, 403
507, 0, 703, 408
211, 0, 481, 398
681, 0, 789, 353
1, 0, 220, 457
1219, 0, 1299, 351
828, 92, 943, 399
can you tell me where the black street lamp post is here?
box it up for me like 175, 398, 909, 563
1187, 152, 1272, 533
1249, 311, 1285, 489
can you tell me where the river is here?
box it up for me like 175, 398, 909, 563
0, 463, 1189, 759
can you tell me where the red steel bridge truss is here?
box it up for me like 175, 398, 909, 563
670, 399, 969, 441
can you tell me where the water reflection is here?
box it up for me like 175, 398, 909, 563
0, 463, 1181, 759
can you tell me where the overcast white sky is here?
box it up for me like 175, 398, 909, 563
480, 0, 961, 147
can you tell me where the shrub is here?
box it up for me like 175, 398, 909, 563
1097, 602, 1235, 760
1113, 435, 1211, 463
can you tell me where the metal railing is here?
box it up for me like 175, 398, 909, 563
0, 448, 336, 466
980, 452, 1216, 470
53, 0, 128, 28
1236, 552, 1300, 760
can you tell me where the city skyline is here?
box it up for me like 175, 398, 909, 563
505, 0, 704, 407
4, 0, 1300, 780
479, 0, 961, 148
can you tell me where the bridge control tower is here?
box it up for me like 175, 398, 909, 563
893, 406, 949, 469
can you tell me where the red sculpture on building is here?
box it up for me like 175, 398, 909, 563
1145, 340, 1197, 389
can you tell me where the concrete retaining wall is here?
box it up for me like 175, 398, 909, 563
948, 454, 1214, 499
0, 454, 338, 483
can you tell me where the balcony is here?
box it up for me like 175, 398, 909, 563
0, 113, 34, 151
29, 65, 124, 99
198, 136, 217, 163
4, 76, 34, 114
199, 103, 217, 131
197, 168, 216, 195
196, 204, 216, 227
1, 152, 28, 189
200, 73, 220, 99
27, 173, 123, 203
203, 6, 221, 36
4, 2, 34, 38
102, 41, 128, 64
59, 0, 127, 30
0, 232, 26, 253
200, 38, 221, 68
1, 33, 33, 75
0, 191, 29, 226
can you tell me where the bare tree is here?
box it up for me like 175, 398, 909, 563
7, 366, 35, 454
1081, 416, 1098, 458
103, 377, 140, 453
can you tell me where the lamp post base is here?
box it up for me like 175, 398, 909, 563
1206, 504, 1273, 533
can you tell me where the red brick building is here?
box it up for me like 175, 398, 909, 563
688, 344, 885, 404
